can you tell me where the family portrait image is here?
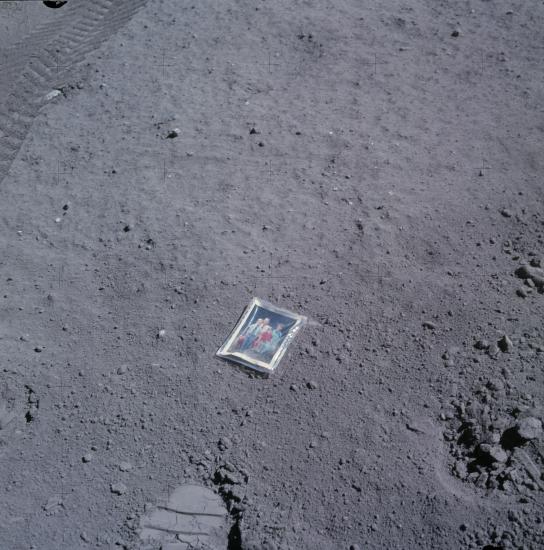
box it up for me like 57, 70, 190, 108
217, 298, 307, 373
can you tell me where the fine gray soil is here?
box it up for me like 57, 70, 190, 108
1, 1, 543, 549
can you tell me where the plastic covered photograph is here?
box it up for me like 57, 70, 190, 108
217, 297, 307, 374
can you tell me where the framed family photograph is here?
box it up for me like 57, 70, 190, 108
217, 298, 307, 374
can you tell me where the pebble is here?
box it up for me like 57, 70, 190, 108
349, 545, 362, 550
119, 461, 133, 472
116, 365, 127, 375
166, 128, 180, 138
515, 417, 542, 441
422, 321, 436, 329
487, 445, 508, 463
44, 89, 62, 101
307, 380, 318, 390
474, 339, 489, 350
80, 532, 90, 543
516, 288, 528, 298
515, 264, 544, 290
500, 208, 513, 218
487, 343, 500, 358
498, 335, 514, 353
110, 482, 127, 495
218, 437, 232, 450
289, 384, 299, 392
82, 453, 93, 463
157, 329, 166, 338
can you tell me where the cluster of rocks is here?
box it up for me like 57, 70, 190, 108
441, 392, 543, 495
515, 259, 543, 298
213, 459, 250, 516
461, 509, 544, 550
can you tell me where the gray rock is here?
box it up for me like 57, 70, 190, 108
498, 335, 514, 353
82, 453, 93, 463
166, 128, 180, 138
487, 343, 500, 358
219, 436, 232, 450
516, 417, 542, 441
307, 380, 318, 390
486, 378, 504, 392
454, 460, 468, 479
515, 264, 544, 289
118, 461, 133, 472
474, 339, 489, 350
488, 445, 508, 463
110, 482, 127, 495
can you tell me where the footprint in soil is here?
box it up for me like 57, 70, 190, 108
139, 484, 232, 549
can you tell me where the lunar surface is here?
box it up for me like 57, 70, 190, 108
0, 1, 543, 549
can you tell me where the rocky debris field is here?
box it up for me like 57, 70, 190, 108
0, 0, 543, 549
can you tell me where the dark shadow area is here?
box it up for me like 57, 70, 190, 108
227, 521, 242, 550
43, 1, 68, 8
500, 427, 524, 450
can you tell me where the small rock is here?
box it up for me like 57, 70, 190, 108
487, 343, 500, 358
80, 532, 90, 543
166, 128, 180, 139
451, 29, 460, 37
422, 321, 436, 330
116, 365, 127, 375
119, 461, 133, 472
82, 453, 93, 463
474, 339, 489, 350
44, 89, 62, 101
515, 264, 544, 290
349, 545, 362, 550
498, 335, 514, 353
289, 384, 298, 392
307, 380, 318, 390
516, 288, 528, 298
34, 346, 43, 353
454, 461, 468, 479
486, 378, 504, 392
157, 329, 166, 339
110, 482, 127, 495
516, 417, 542, 441
500, 208, 513, 218
218, 437, 232, 450
487, 445, 508, 463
